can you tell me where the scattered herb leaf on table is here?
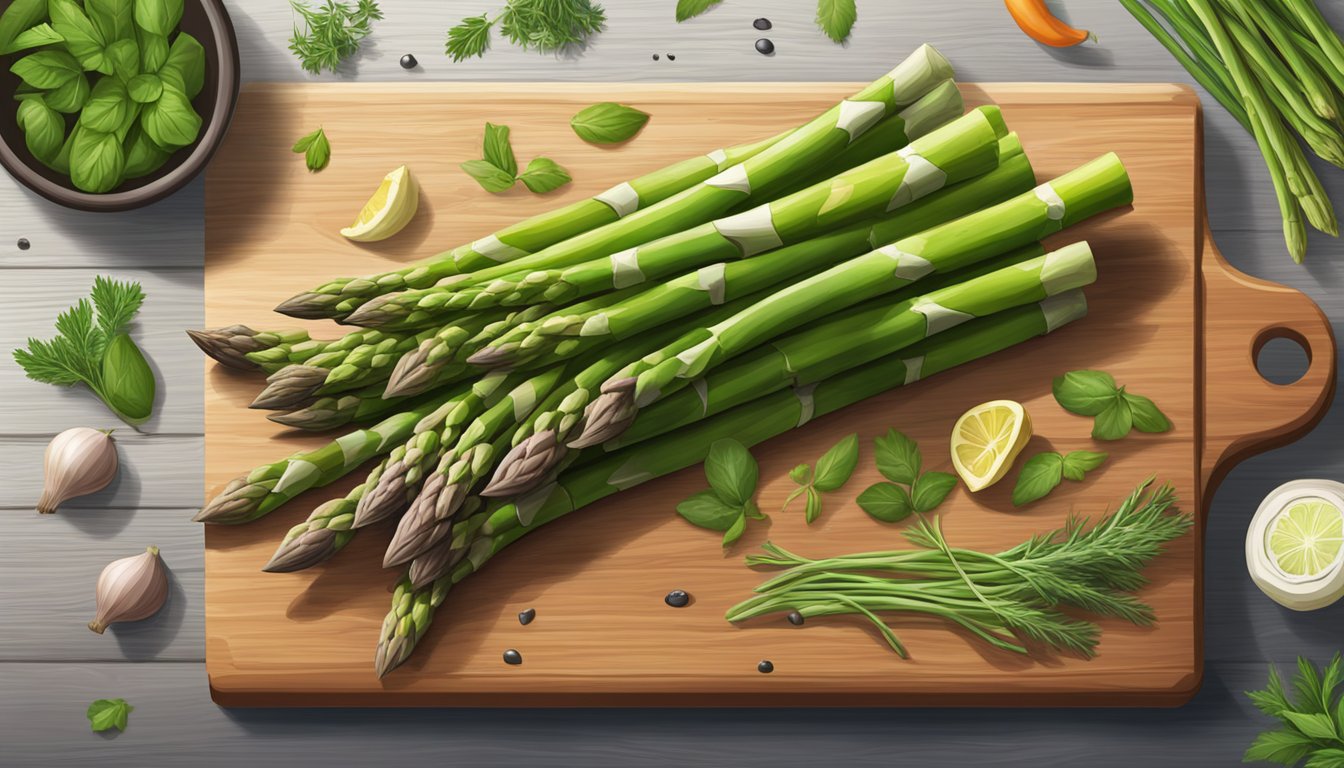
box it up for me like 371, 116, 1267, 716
287, 0, 382, 75
86, 698, 133, 733
857, 428, 956, 523
782, 433, 858, 523
292, 127, 331, 172
1011, 450, 1107, 507
1052, 369, 1171, 440
445, 0, 606, 62
1244, 654, 1344, 767
675, 438, 765, 547
571, 102, 650, 144
675, 0, 723, 22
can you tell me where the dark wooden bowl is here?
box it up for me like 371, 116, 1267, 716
0, 0, 240, 212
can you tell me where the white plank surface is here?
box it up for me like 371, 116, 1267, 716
1, 0, 1342, 764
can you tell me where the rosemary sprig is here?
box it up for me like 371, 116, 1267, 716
288, 0, 384, 75
727, 479, 1192, 659
446, 0, 607, 62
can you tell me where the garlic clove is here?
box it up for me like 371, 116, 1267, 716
89, 546, 169, 634
37, 427, 119, 514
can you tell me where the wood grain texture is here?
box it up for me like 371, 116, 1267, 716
196, 81, 1333, 707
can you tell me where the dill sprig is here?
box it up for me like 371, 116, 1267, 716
288, 0, 384, 75
445, 0, 606, 62
726, 479, 1193, 659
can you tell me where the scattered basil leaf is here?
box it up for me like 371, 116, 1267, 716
10, 49, 82, 89
86, 698, 133, 733
722, 510, 748, 547
1052, 370, 1119, 417
1, 22, 64, 55
127, 73, 161, 103
788, 463, 811, 484
804, 486, 823, 524
816, 0, 857, 43
69, 127, 125, 193
44, 72, 91, 113
122, 123, 169, 178
100, 333, 154, 424
161, 31, 205, 98
1012, 452, 1064, 507
79, 77, 130, 133
517, 157, 571, 194
137, 28, 167, 71
291, 127, 331, 172
48, 0, 108, 72
1093, 396, 1133, 441
0, 0, 49, 57
16, 97, 64, 163
461, 158, 515, 193
86, 0, 134, 45
570, 102, 650, 144
705, 438, 757, 507
140, 78, 199, 148
482, 121, 517, 178
104, 37, 140, 83
1125, 393, 1172, 433
675, 489, 741, 532
675, 0, 723, 22
133, 0, 182, 38
1060, 450, 1107, 482
812, 433, 859, 492
857, 482, 911, 522
911, 471, 957, 513
874, 428, 920, 485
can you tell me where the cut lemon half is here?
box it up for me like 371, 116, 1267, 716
340, 165, 419, 242
1266, 497, 1344, 578
950, 400, 1032, 492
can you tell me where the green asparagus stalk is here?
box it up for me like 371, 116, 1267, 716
1223, 0, 1337, 121
342, 53, 961, 330
568, 153, 1132, 446
430, 97, 1002, 317
373, 290, 1089, 676
266, 383, 417, 431
1281, 0, 1344, 87
185, 326, 313, 372
263, 483, 366, 573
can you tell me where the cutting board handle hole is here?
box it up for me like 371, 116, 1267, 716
1254, 331, 1312, 386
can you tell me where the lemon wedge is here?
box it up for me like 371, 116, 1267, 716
950, 400, 1032, 492
340, 165, 419, 242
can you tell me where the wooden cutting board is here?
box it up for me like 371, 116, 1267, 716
203, 82, 1335, 707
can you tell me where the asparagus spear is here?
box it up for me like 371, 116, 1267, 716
1281, 0, 1344, 86
568, 153, 1132, 446
374, 291, 1088, 676
185, 326, 312, 372
427, 95, 1001, 316
342, 53, 961, 330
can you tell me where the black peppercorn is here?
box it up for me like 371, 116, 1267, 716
399, 54, 418, 70
16, 237, 30, 251
518, 608, 536, 626
753, 18, 772, 31
755, 38, 775, 56
786, 611, 804, 626
664, 590, 690, 608
757, 660, 775, 673
503, 649, 523, 665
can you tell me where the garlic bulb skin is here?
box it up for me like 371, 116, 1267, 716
37, 427, 118, 514
89, 546, 169, 634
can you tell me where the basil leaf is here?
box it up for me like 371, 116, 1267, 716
79, 77, 130, 133
460, 158, 515, 193
45, 126, 77, 174
69, 128, 126, 193
481, 122, 516, 178
1282, 711, 1338, 741
122, 123, 169, 178
104, 37, 140, 83
161, 31, 205, 98
1012, 452, 1063, 507
0, 0, 48, 57
812, 433, 859, 492
303, 129, 330, 171
675, 0, 723, 22
722, 509, 748, 547
16, 98, 65, 163
816, 0, 858, 43
86, 698, 133, 733
570, 102, 650, 144
127, 72, 162, 103
1124, 393, 1172, 433
50, 0, 109, 72
911, 471, 957, 513
518, 157, 571, 194
133, 0, 182, 37
292, 127, 322, 153
1060, 450, 1107, 482
873, 428, 920, 485
114, 100, 141, 142
140, 78, 200, 148
86, 0, 135, 45
857, 482, 911, 522
704, 438, 757, 507
675, 489, 741, 532
137, 29, 168, 71
1, 22, 64, 55
804, 485, 822, 524
10, 50, 82, 89
44, 72, 91, 113
787, 463, 811, 484
100, 333, 155, 424
1093, 397, 1133, 441
1052, 370, 1118, 416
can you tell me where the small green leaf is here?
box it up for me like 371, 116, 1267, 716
1307, 748, 1344, 768
816, 0, 857, 43
100, 333, 154, 424
161, 31, 205, 98
804, 485, 822, 524
1012, 452, 1063, 507
1093, 397, 1133, 441
518, 157, 572, 194
675, 490, 741, 532
44, 72, 91, 113
48, 0, 108, 72
570, 102, 650, 144
122, 123, 168, 178
912, 471, 957, 512
444, 13, 493, 62
812, 433, 859, 492
295, 128, 330, 172
1243, 728, 1314, 766
780, 484, 806, 514
856, 482, 912, 523
291, 127, 322, 153
460, 159, 515, 193
16, 98, 65, 163
133, 0, 183, 37
1284, 710, 1338, 741
0, 22, 64, 55
127, 73, 162, 103
722, 509, 747, 547
704, 438, 757, 507
86, 698, 133, 733
10, 50, 83, 89
69, 127, 125, 193
874, 428, 920, 485
675, 0, 722, 22
788, 463, 811, 484
1060, 450, 1107, 482
0, 0, 48, 57
104, 38, 140, 83
1052, 370, 1119, 416
140, 78, 200, 148
481, 122, 517, 178
137, 29, 167, 71
79, 77, 130, 133
86, 0, 134, 45
1125, 393, 1172, 433
743, 500, 767, 521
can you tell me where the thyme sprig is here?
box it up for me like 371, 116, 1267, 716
288, 0, 383, 75
446, 0, 606, 62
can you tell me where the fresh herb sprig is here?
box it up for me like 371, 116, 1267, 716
291, 127, 331, 172
446, 0, 606, 62
86, 697, 133, 733
1053, 370, 1172, 440
855, 429, 956, 523
461, 121, 571, 194
782, 433, 858, 524
287, 0, 383, 75
675, 439, 766, 547
1011, 450, 1108, 507
571, 102, 650, 144
1244, 654, 1344, 767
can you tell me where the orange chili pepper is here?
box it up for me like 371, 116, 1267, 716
1004, 0, 1097, 47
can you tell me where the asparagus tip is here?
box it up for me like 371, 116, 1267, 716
465, 344, 519, 368
353, 465, 410, 529
480, 431, 562, 498
566, 389, 637, 449
274, 292, 340, 320
262, 529, 339, 573
185, 326, 265, 371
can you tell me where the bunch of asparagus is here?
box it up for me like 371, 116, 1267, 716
191, 44, 1135, 677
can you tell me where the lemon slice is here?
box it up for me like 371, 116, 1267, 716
950, 400, 1032, 492
340, 165, 419, 242
1266, 498, 1344, 578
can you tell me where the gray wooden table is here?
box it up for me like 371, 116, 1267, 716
3, 0, 1343, 764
